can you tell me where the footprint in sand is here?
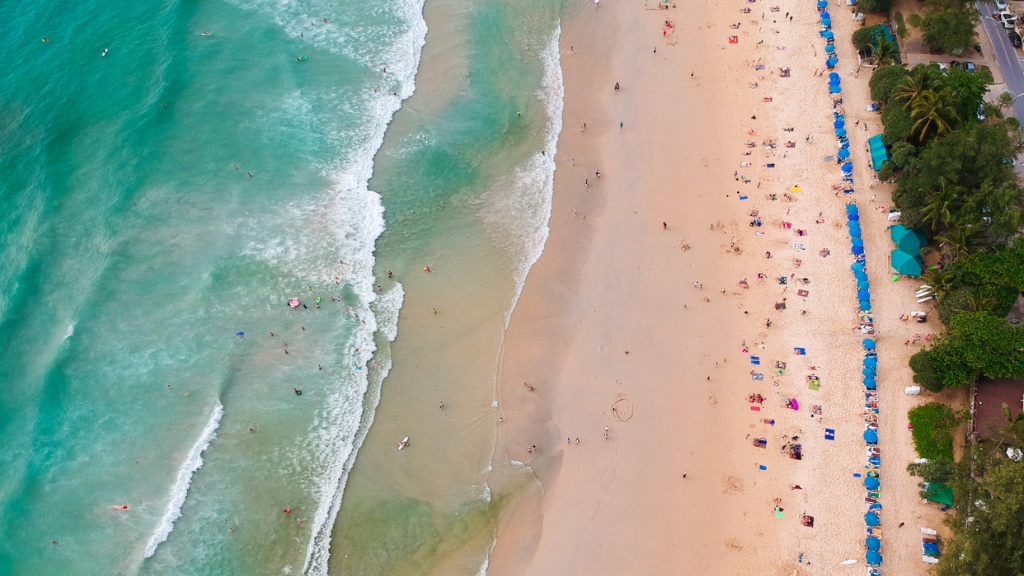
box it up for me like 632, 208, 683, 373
722, 474, 745, 495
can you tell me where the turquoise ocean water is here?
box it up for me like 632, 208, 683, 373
0, 0, 562, 574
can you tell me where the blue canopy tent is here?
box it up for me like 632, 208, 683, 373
864, 429, 878, 444
891, 248, 923, 277
852, 237, 864, 247
868, 134, 888, 171
826, 57, 837, 68
866, 536, 881, 551
858, 290, 871, 300
865, 476, 880, 490
865, 511, 880, 526
857, 280, 870, 290
866, 550, 882, 566
864, 378, 877, 390
859, 300, 872, 311
862, 338, 875, 350
864, 357, 877, 368
854, 270, 867, 280
838, 148, 850, 158
848, 213, 859, 221
863, 367, 876, 377
852, 245, 864, 255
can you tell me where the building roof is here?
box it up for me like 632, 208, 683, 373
974, 377, 1024, 441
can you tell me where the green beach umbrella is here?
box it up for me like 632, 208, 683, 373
890, 225, 923, 251
891, 248, 923, 276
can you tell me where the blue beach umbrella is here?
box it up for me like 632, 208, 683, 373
825, 44, 835, 53
848, 213, 859, 221
818, 0, 828, 6
823, 30, 835, 39
852, 238, 864, 247
865, 476, 880, 490
849, 229, 861, 239
836, 128, 848, 137
838, 146, 851, 158
821, 11, 831, 19
866, 536, 881, 551
822, 19, 832, 27
863, 338, 875, 349
864, 377, 877, 388
848, 219, 860, 228
842, 161, 854, 171
857, 280, 870, 289
864, 357, 877, 368
865, 511, 880, 526
863, 368, 876, 377
826, 57, 837, 67
864, 429, 879, 444
866, 550, 882, 566
852, 245, 864, 255
846, 204, 859, 214
834, 120, 845, 129
859, 300, 872, 311
829, 72, 840, 81
851, 262, 865, 273
854, 270, 867, 280
858, 290, 871, 300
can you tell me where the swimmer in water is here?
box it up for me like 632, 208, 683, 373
102, 48, 108, 56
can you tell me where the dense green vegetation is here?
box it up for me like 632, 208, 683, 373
907, 410, 1024, 576
908, 402, 958, 459
863, 59, 1024, 393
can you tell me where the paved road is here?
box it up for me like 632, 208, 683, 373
978, 3, 1024, 115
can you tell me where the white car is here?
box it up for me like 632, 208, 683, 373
1000, 10, 1017, 28
997, 0, 1007, 10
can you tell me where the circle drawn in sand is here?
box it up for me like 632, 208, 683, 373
610, 395, 634, 422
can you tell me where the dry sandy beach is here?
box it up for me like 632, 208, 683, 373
484, 0, 958, 574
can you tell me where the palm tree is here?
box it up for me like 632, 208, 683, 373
910, 89, 959, 142
921, 178, 963, 232
894, 67, 941, 111
922, 268, 956, 303
935, 225, 981, 261
867, 38, 899, 67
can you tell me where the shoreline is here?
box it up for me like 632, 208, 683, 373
486, 0, 949, 574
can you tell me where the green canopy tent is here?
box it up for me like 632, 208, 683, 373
868, 134, 888, 171
891, 247, 923, 276
890, 225, 926, 251
925, 483, 954, 506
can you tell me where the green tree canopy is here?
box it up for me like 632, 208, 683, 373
943, 66, 989, 123
853, 24, 885, 51
881, 100, 915, 145
922, 8, 979, 53
891, 122, 1022, 230
870, 64, 910, 103
926, 311, 1024, 388
911, 89, 960, 142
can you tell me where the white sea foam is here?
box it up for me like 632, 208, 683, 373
144, 400, 224, 558
476, 538, 497, 576
64, 323, 74, 340
478, 25, 564, 327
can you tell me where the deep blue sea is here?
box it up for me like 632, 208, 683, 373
0, 0, 562, 574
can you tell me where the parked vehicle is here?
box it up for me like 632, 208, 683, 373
965, 60, 977, 73
998, 0, 1008, 9
1000, 11, 1017, 28
1011, 30, 1023, 47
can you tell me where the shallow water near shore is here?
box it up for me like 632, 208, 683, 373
0, 0, 562, 573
